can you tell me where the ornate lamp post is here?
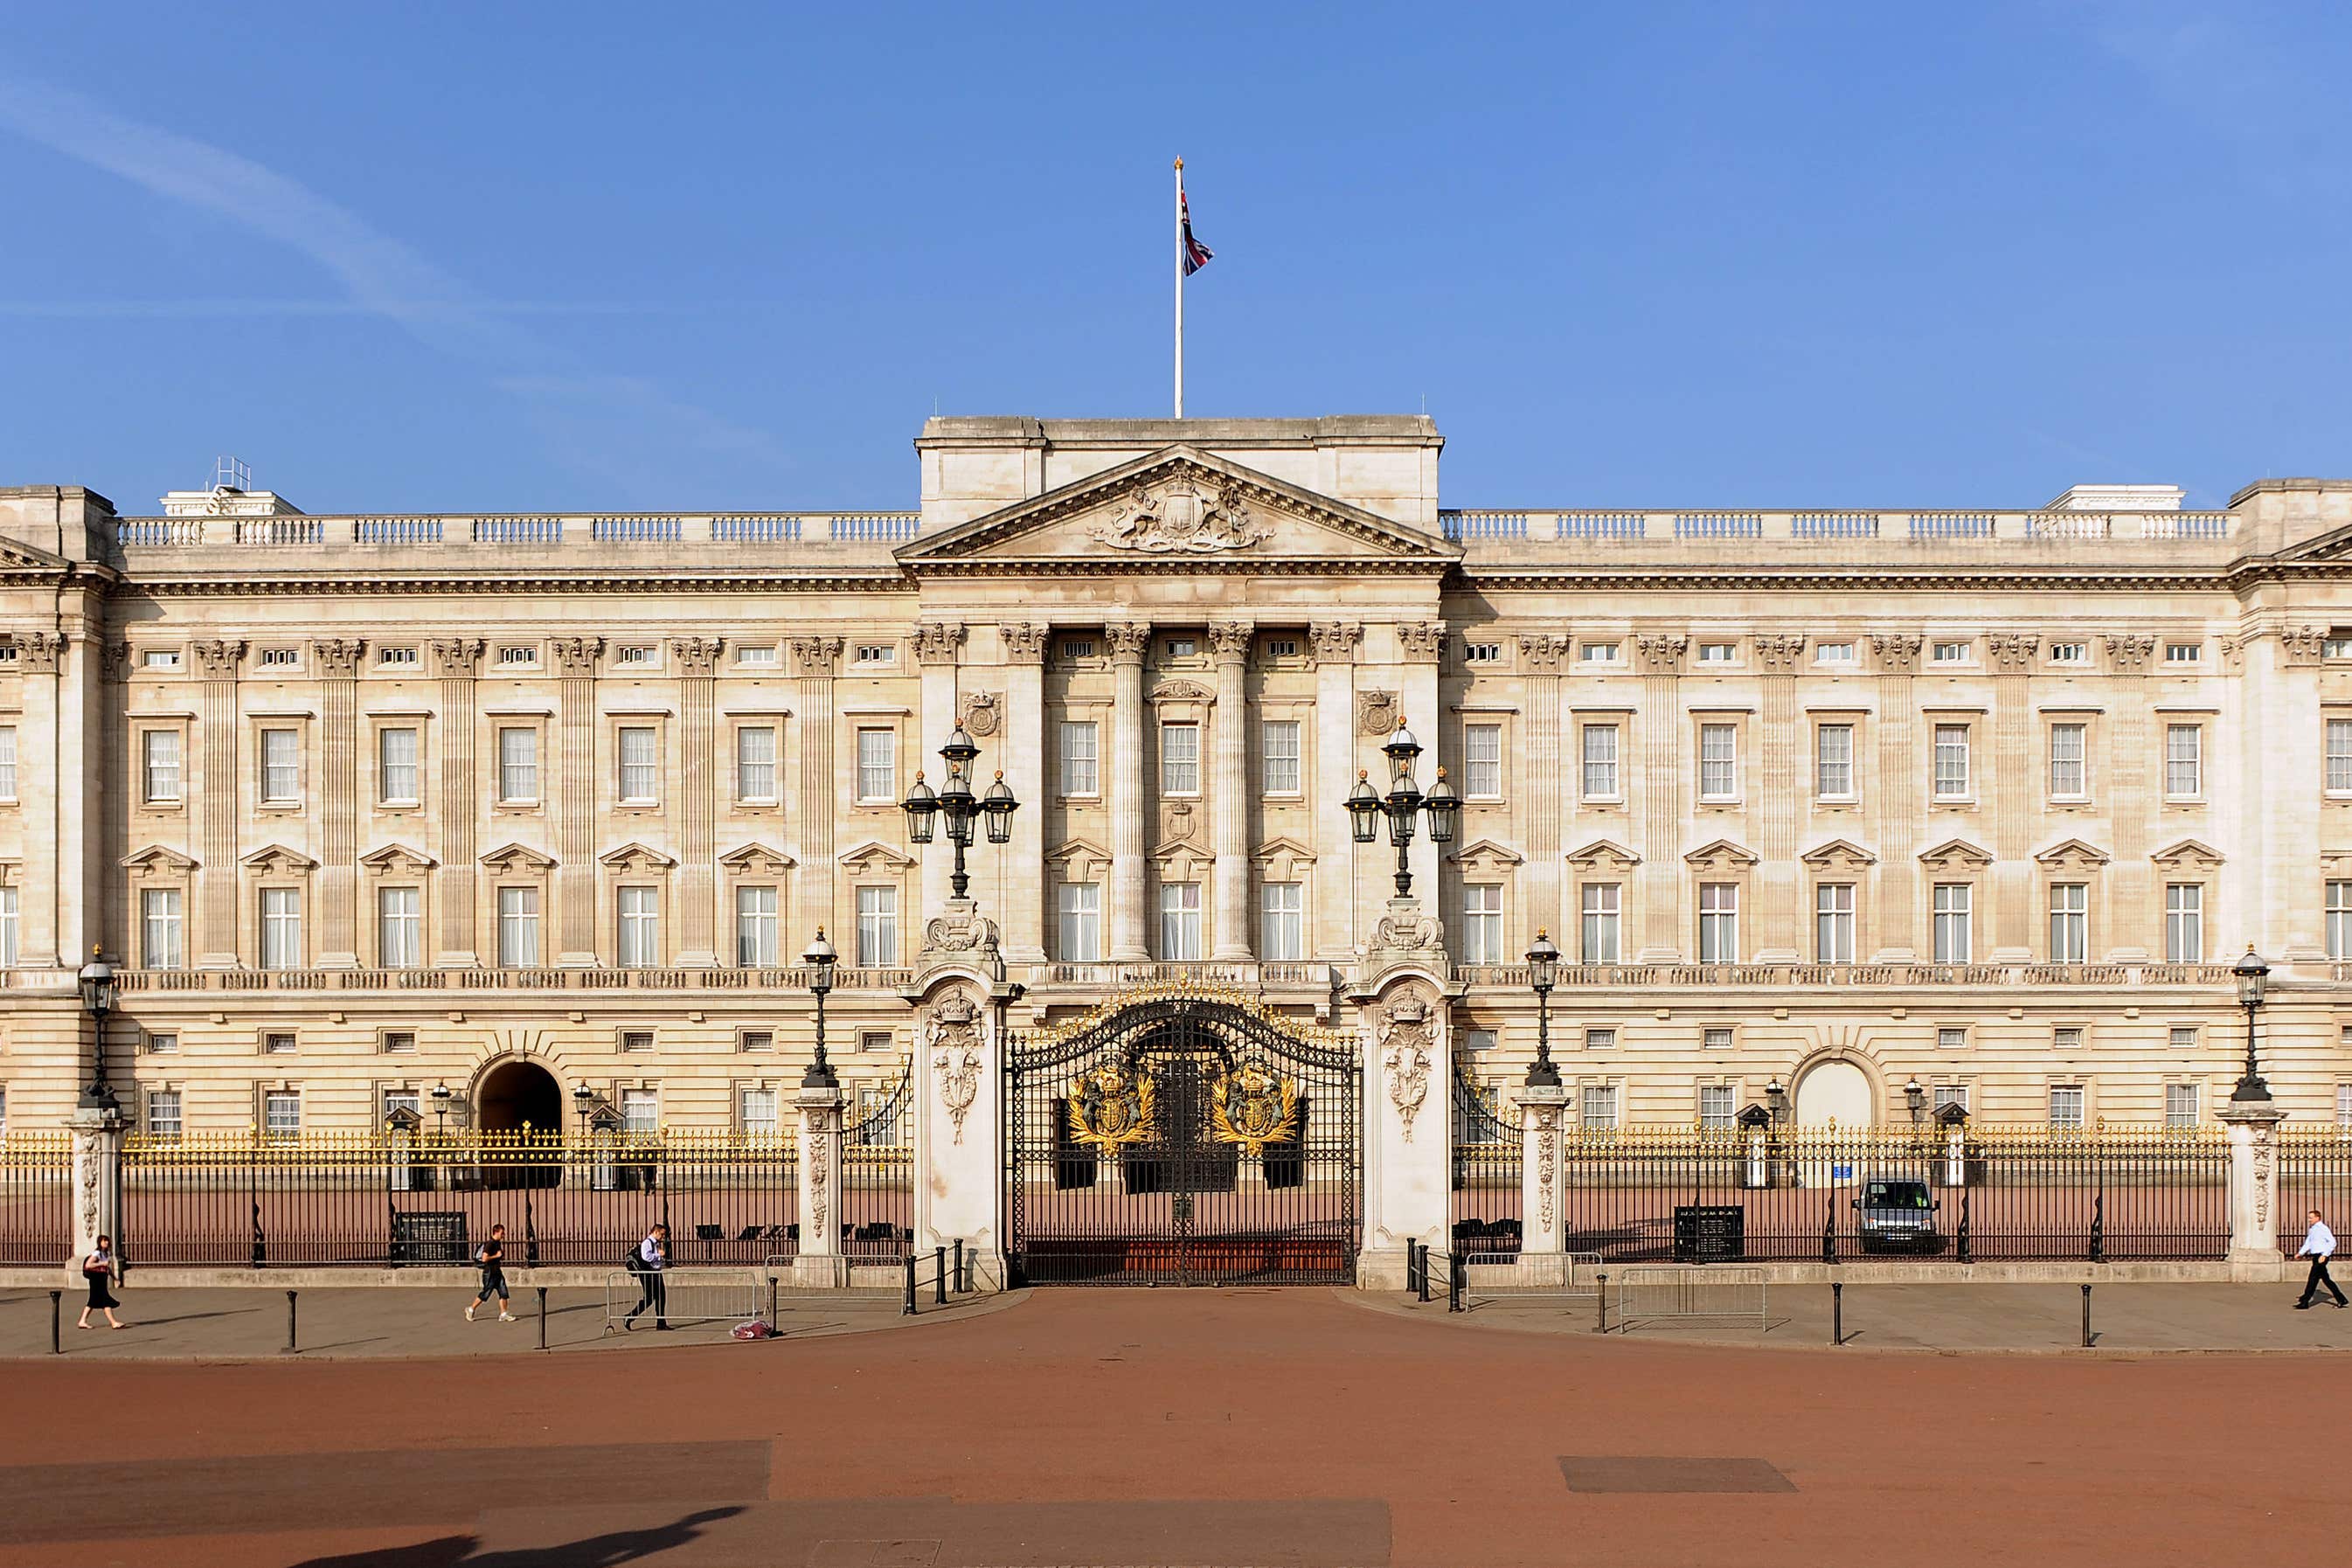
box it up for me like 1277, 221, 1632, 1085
1524, 928, 1561, 1088
1765, 1077, 1788, 1129
2231, 945, 2272, 1104
572, 1082, 597, 1138
803, 927, 839, 1090
1343, 720, 1460, 898
900, 725, 1019, 900
1904, 1075, 1926, 1126
75, 946, 119, 1113
430, 1081, 452, 1137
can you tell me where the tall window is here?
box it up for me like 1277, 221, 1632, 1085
739, 1087, 780, 1136
1814, 883, 1856, 964
1160, 723, 1200, 795
1932, 883, 1972, 964
616, 886, 660, 968
1581, 725, 1619, 798
734, 727, 776, 801
0, 887, 14, 968
2049, 883, 2088, 963
259, 887, 302, 969
2330, 718, 2352, 794
497, 887, 540, 968
263, 1091, 302, 1141
1059, 722, 1099, 795
146, 1090, 183, 1140
1579, 1084, 1619, 1131
2165, 724, 2201, 798
621, 1088, 658, 1135
1261, 720, 1301, 794
378, 886, 421, 969
1460, 885, 1504, 964
1697, 883, 1739, 963
1261, 882, 1303, 961
1699, 1084, 1737, 1132
1463, 725, 1502, 799
2050, 723, 2087, 798
1698, 724, 1737, 801
617, 726, 659, 803
1815, 724, 1854, 798
260, 728, 300, 803
142, 730, 182, 802
2165, 1083, 2200, 1129
1580, 883, 1620, 964
856, 885, 898, 966
1158, 882, 1203, 960
735, 885, 778, 967
496, 727, 538, 803
2049, 1083, 2085, 1130
2329, 880, 2352, 960
142, 888, 184, 969
1058, 883, 1101, 961
378, 727, 420, 804
855, 728, 895, 802
0, 725, 15, 800
1932, 725, 1970, 799
2164, 883, 2203, 963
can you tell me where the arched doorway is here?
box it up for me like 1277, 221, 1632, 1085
1793, 1058, 1875, 1127
476, 1058, 563, 1136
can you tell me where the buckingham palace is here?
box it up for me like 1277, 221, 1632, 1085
5, 413, 2352, 1146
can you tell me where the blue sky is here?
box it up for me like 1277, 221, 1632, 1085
1, 3, 2344, 515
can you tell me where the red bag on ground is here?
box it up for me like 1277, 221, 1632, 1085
730, 1319, 774, 1340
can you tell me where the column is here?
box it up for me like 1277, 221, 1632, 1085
1107, 622, 1152, 961
17, 633, 65, 968
192, 638, 246, 968
551, 635, 601, 966
674, 636, 723, 966
1634, 634, 1687, 961
1517, 635, 1570, 960
793, 1080, 847, 1287
2266, 628, 2328, 959
431, 638, 484, 967
911, 980, 1007, 1289
2219, 1098, 2286, 1272
2104, 634, 2156, 961
1989, 633, 2039, 960
1210, 621, 1253, 959
1516, 1083, 1568, 1279
313, 637, 365, 968
1870, 635, 1922, 961
1396, 621, 1444, 903
791, 637, 843, 939
1309, 623, 1363, 959
999, 625, 1050, 963
913, 622, 967, 919
66, 1104, 125, 1272
1753, 634, 1806, 962
1356, 973, 1450, 1289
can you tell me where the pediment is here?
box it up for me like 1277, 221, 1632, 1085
1800, 837, 1877, 870
1253, 835, 1317, 881
1565, 836, 1641, 871
1683, 837, 1759, 870
894, 447, 1458, 572
239, 843, 316, 875
599, 841, 677, 873
2151, 837, 2224, 869
480, 842, 557, 872
357, 843, 437, 873
838, 838, 915, 872
718, 842, 797, 877
1047, 836, 1114, 882
1150, 841, 1213, 880
2035, 836, 2111, 868
1448, 837, 1524, 873
1918, 836, 1994, 870
0, 537, 72, 572
121, 843, 198, 876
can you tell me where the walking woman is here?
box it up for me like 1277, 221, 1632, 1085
625, 1222, 670, 1331
80, 1234, 125, 1329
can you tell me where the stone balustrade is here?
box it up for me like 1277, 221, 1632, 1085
1435, 508, 2238, 546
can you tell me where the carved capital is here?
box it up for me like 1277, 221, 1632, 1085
1208, 621, 1254, 660
912, 622, 967, 666
191, 638, 246, 680
1634, 633, 1688, 676
1988, 632, 2041, 674
101, 641, 135, 683
670, 636, 724, 677
309, 637, 366, 679
2280, 625, 2328, 669
550, 635, 603, 676
2103, 633, 2156, 673
1308, 621, 1363, 666
1106, 622, 1154, 662
1870, 633, 1923, 676
1516, 633, 1573, 672
788, 635, 843, 676
999, 623, 1049, 664
1395, 621, 1446, 661
429, 638, 486, 679
14, 632, 66, 675
1753, 633, 1808, 674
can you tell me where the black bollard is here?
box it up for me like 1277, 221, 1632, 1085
49, 1290, 60, 1355
954, 1238, 967, 1294
767, 1273, 779, 1330
1596, 1272, 1608, 1334
1448, 1252, 1465, 1315
2081, 1282, 2093, 1348
537, 1287, 548, 1352
1416, 1242, 1432, 1304
1832, 1280, 1843, 1346
283, 1289, 298, 1355
934, 1246, 948, 1306
901, 1253, 917, 1316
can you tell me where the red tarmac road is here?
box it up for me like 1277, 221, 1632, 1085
2, 1287, 2343, 1567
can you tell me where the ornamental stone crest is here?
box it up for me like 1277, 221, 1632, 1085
1378, 994, 1437, 1141
921, 904, 1001, 960
1356, 690, 1400, 737
926, 992, 984, 1145
957, 690, 1002, 738
1092, 477, 1267, 554
1370, 904, 1445, 954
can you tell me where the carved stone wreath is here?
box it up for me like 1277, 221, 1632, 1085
1378, 993, 1437, 1141
927, 993, 984, 1145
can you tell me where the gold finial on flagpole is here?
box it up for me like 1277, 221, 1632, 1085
1175, 156, 1183, 170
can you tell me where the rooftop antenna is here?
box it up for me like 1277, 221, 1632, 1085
209, 455, 251, 496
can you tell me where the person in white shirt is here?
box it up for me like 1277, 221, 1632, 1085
624, 1223, 670, 1331
2295, 1210, 2348, 1310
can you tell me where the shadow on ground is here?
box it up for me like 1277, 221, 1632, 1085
290, 1507, 745, 1567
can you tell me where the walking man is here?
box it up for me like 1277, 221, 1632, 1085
467, 1223, 516, 1322
2295, 1209, 2348, 1310
625, 1222, 670, 1331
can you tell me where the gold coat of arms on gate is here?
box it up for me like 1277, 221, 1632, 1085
1210, 1062, 1301, 1155
1068, 1062, 1157, 1150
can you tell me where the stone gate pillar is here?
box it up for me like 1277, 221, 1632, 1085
793, 1081, 846, 1287
1516, 1083, 1568, 1280
67, 1102, 125, 1276
908, 940, 1017, 1292
1353, 954, 1452, 1290
2219, 1098, 2287, 1278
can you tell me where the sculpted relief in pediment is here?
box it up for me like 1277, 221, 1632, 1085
1091, 475, 1270, 554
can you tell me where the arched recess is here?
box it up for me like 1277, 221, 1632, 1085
476, 1057, 564, 1136
1793, 1057, 1875, 1127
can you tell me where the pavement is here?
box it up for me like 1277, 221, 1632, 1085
4, 1283, 2351, 1567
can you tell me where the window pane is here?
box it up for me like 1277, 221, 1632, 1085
1581, 725, 1619, 797
261, 728, 299, 801
1814, 883, 1855, 964
1160, 724, 1200, 794
143, 731, 182, 801
0, 725, 15, 800
2165, 883, 2203, 963
142, 888, 184, 969
497, 728, 538, 801
1698, 883, 1738, 963
1699, 725, 1736, 800
2329, 719, 2352, 793
1932, 883, 1971, 964
617, 885, 659, 967
735, 885, 778, 967
1580, 883, 1620, 964
857, 885, 898, 966
1261, 882, 1303, 961
377, 886, 420, 968
1158, 881, 1203, 961
496, 886, 540, 968
1815, 725, 1853, 797
1932, 725, 1969, 797
1059, 722, 1099, 794
1058, 882, 1101, 961
618, 726, 658, 801
1464, 725, 1502, 798
2166, 725, 2201, 796
260, 887, 302, 969
1261, 720, 1301, 794
856, 729, 895, 801
735, 727, 776, 800
1461, 885, 1503, 964
379, 727, 420, 802
2050, 724, 2086, 796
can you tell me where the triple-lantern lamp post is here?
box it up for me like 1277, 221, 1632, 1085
1344, 720, 1460, 898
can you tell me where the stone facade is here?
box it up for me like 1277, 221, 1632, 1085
5, 417, 2352, 1137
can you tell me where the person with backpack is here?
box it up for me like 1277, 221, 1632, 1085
79, 1234, 125, 1329
625, 1222, 670, 1330
466, 1223, 515, 1322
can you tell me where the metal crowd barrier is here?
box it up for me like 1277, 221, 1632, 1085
1610, 1266, 1770, 1331
601, 1266, 764, 1334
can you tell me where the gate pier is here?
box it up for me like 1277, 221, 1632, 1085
1352, 958, 1455, 1292
910, 962, 1018, 1293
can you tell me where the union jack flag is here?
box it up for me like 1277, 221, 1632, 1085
1181, 190, 1214, 276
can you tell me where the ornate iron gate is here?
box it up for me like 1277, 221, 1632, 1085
1005, 990, 1362, 1286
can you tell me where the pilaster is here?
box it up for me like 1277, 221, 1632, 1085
1870, 634, 1922, 961
792, 636, 843, 939
313, 637, 365, 968
2219, 1100, 2286, 1273
1210, 621, 1253, 959
1634, 633, 1686, 961
2105, 633, 2156, 961
1000, 624, 1049, 963
192, 638, 245, 968
1753, 633, 1805, 961
431, 638, 484, 967
1990, 632, 2038, 961
1107, 622, 1151, 961
16, 632, 66, 969
1517, 635, 1570, 960
674, 636, 722, 966
914, 621, 966, 921
67, 1105, 124, 1274
1516, 1083, 1568, 1260
551, 635, 601, 966
1309, 622, 1361, 958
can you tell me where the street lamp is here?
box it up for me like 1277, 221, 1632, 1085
1904, 1076, 1926, 1126
430, 1081, 451, 1136
900, 725, 1019, 900
1342, 719, 1460, 898
1524, 929, 1561, 1088
572, 1082, 596, 1137
803, 927, 839, 1090
74, 945, 118, 1112
2232, 945, 2272, 1104
1765, 1077, 1788, 1128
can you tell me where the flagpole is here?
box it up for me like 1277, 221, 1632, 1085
1173, 156, 1185, 420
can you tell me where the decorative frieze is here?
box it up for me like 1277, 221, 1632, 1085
1634, 633, 1688, 676
1377, 990, 1438, 1142
999, 623, 1049, 663
926, 992, 985, 1146
1396, 621, 1446, 660
1870, 633, 1923, 675
1308, 621, 1362, 666
912, 622, 967, 665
